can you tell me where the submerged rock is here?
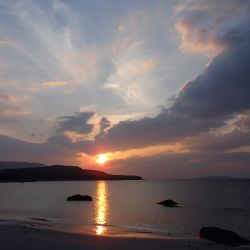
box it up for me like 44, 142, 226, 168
157, 199, 178, 207
199, 227, 250, 246
66, 194, 93, 201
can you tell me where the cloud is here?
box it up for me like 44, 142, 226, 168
171, 40, 250, 119
186, 131, 250, 153
184, 113, 250, 152
95, 110, 222, 152
0, 94, 30, 104
0, 0, 210, 137
56, 111, 95, 135
0, 0, 104, 85
2, 110, 30, 117
42, 81, 69, 88
99, 117, 111, 132
91, 0, 250, 153
62, 88, 77, 95
172, 4, 250, 119
175, 0, 250, 56
0, 108, 30, 117
1, 0, 250, 178
0, 94, 31, 128
107, 150, 250, 178
103, 42, 158, 110
0, 134, 78, 165
0, 94, 11, 102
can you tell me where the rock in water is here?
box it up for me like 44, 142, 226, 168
66, 194, 93, 201
157, 199, 178, 207
199, 227, 250, 246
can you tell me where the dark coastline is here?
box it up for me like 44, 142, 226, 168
0, 165, 142, 182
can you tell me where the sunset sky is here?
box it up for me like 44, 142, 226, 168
1, 0, 250, 178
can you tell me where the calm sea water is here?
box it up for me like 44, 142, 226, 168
0, 179, 249, 238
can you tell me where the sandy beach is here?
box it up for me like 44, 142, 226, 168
0, 222, 249, 250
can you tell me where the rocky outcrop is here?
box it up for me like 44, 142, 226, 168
199, 227, 250, 246
157, 199, 178, 207
66, 194, 93, 201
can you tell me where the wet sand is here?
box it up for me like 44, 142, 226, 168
0, 222, 249, 250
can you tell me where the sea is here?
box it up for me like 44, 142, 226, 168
0, 179, 249, 238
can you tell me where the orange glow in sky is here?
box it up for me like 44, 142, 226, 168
96, 154, 108, 164
101, 143, 188, 162
78, 143, 188, 168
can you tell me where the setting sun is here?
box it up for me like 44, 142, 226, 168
96, 154, 108, 165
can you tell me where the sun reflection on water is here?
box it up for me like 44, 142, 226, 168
95, 181, 108, 235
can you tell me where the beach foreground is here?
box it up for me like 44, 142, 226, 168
0, 223, 249, 250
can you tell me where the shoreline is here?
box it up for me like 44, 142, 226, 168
1, 219, 250, 250
0, 223, 240, 250
0, 215, 180, 239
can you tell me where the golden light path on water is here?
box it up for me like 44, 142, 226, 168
95, 181, 109, 235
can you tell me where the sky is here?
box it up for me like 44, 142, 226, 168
0, 0, 250, 178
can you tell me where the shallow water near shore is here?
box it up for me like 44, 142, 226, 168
0, 179, 250, 238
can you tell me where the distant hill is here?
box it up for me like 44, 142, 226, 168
0, 161, 45, 170
0, 164, 142, 182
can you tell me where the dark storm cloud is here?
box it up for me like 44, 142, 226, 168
96, 1, 250, 152
98, 32, 250, 150
96, 111, 223, 151
171, 0, 250, 119
171, 37, 250, 119
56, 111, 95, 134
185, 130, 250, 152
